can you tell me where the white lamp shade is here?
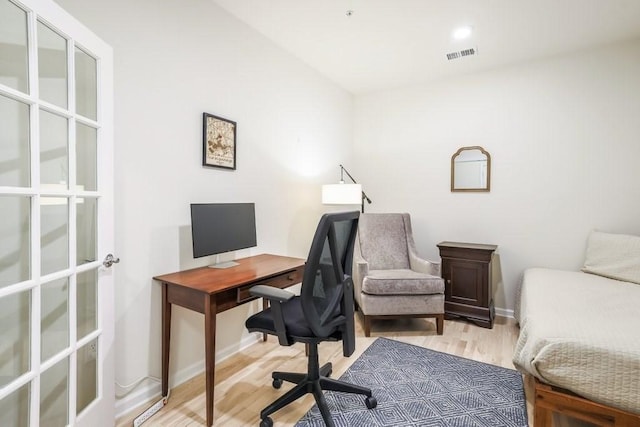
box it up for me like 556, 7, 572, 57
322, 183, 362, 205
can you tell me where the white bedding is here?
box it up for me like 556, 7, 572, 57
513, 268, 640, 414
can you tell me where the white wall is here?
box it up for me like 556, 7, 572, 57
54, 0, 354, 415
354, 40, 640, 313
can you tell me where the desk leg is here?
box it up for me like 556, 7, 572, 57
161, 283, 171, 398
204, 294, 217, 427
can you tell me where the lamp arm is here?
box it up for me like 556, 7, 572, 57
339, 164, 372, 205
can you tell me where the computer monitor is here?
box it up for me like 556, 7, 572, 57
190, 203, 257, 268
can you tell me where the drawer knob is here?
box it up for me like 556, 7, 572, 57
447, 279, 451, 284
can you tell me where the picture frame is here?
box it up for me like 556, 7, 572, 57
202, 112, 236, 170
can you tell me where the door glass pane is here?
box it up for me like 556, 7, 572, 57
0, 0, 29, 93
0, 290, 30, 387
40, 357, 69, 427
77, 197, 96, 265
40, 109, 68, 187
76, 338, 97, 414
37, 21, 67, 108
75, 47, 97, 120
41, 199, 69, 276
0, 196, 30, 288
0, 382, 29, 427
0, 95, 30, 187
76, 123, 97, 191
77, 269, 97, 339
41, 277, 69, 362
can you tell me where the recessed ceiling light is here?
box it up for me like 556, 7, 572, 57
452, 26, 473, 40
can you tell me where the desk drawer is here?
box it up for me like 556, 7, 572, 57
236, 267, 304, 303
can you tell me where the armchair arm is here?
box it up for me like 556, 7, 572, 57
409, 250, 442, 277
249, 285, 295, 346
404, 219, 442, 277
403, 213, 441, 276
352, 236, 369, 304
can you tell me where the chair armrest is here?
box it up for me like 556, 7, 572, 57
409, 250, 442, 277
341, 277, 356, 357
249, 285, 294, 302
352, 233, 369, 299
352, 258, 369, 301
249, 285, 294, 346
403, 216, 441, 276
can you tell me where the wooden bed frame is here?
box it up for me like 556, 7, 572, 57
533, 377, 640, 427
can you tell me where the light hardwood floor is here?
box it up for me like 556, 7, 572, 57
116, 315, 531, 426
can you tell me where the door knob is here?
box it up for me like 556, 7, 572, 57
103, 253, 120, 268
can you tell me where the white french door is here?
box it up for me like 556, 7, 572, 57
0, 0, 114, 425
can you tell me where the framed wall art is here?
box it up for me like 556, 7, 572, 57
202, 112, 236, 170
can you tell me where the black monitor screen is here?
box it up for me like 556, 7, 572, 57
190, 203, 257, 258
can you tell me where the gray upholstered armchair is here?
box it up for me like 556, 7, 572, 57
353, 213, 445, 336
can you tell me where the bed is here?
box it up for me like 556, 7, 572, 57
512, 231, 640, 426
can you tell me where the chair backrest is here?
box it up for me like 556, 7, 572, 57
357, 213, 410, 270
300, 211, 359, 353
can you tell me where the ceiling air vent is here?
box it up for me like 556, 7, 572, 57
446, 47, 478, 61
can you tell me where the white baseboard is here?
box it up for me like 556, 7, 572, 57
115, 333, 262, 419
495, 307, 514, 318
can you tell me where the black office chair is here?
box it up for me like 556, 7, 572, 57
245, 211, 377, 427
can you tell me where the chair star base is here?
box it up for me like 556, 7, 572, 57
259, 342, 376, 427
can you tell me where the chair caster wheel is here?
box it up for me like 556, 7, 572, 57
365, 396, 377, 409
260, 417, 273, 427
272, 378, 282, 389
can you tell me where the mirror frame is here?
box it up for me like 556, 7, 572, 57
451, 146, 491, 192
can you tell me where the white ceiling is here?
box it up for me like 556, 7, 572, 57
211, 0, 640, 94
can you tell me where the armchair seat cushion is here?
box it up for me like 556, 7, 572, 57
362, 269, 444, 295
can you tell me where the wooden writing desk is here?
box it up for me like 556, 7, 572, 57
153, 253, 305, 426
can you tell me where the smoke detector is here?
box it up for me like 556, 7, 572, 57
446, 47, 478, 61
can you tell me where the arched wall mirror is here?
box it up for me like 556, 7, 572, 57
451, 146, 491, 192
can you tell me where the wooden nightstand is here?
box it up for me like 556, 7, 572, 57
437, 241, 497, 328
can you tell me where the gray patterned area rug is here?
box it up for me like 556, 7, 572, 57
295, 337, 528, 427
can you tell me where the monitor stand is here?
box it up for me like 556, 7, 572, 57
208, 260, 239, 269
207, 255, 239, 269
